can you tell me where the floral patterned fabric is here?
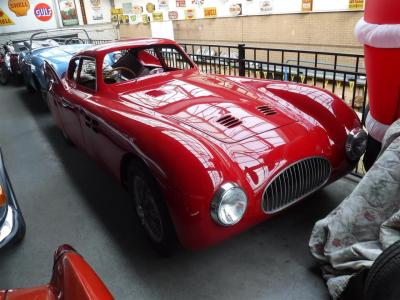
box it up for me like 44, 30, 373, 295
309, 119, 400, 299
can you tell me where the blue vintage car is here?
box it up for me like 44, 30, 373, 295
20, 29, 93, 103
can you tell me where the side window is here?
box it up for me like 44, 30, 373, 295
159, 47, 192, 70
68, 58, 80, 81
78, 58, 96, 91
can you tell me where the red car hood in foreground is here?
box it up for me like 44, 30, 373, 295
118, 71, 298, 144
1, 245, 114, 300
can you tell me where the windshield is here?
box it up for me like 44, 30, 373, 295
102, 45, 193, 84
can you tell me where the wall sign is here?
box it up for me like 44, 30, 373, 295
168, 10, 178, 19
191, 0, 204, 6
302, 0, 313, 12
132, 5, 143, 14
90, 0, 103, 21
158, 0, 168, 9
152, 11, 163, 21
34, 3, 53, 22
260, 1, 273, 13
229, 3, 242, 16
184, 8, 195, 19
146, 3, 155, 13
204, 7, 216, 18
122, 2, 132, 14
0, 9, 15, 26
8, 0, 30, 17
58, 0, 78, 26
142, 14, 150, 24
176, 0, 185, 7
349, 0, 364, 10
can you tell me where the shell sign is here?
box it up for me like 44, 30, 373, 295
0, 9, 15, 26
8, 0, 30, 17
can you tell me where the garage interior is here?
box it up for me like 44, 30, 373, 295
0, 82, 357, 298
1, 0, 399, 299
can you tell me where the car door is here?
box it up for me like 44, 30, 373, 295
57, 57, 88, 150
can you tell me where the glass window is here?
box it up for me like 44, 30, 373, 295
78, 58, 96, 91
102, 45, 193, 85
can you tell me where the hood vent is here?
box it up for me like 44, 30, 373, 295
216, 115, 242, 129
257, 105, 277, 116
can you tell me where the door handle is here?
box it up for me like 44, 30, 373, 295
61, 98, 74, 110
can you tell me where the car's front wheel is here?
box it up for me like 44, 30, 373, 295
127, 160, 176, 256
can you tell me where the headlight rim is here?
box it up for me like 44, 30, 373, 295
211, 182, 247, 227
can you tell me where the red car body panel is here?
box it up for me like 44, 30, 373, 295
44, 38, 362, 250
2, 245, 114, 300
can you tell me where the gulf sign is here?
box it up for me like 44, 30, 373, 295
34, 3, 52, 21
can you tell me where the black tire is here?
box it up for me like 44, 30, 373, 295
364, 240, 400, 300
127, 160, 176, 256
0, 63, 9, 85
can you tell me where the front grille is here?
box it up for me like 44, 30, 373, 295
262, 157, 331, 213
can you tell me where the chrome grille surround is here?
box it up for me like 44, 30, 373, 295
262, 157, 332, 213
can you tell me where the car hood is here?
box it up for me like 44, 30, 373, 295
119, 71, 298, 144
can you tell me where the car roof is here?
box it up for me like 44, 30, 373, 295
75, 38, 179, 58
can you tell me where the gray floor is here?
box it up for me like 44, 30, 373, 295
0, 80, 357, 299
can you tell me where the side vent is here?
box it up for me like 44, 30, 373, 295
257, 105, 277, 116
216, 115, 242, 128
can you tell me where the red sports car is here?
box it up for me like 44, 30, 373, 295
44, 38, 367, 253
1, 245, 114, 299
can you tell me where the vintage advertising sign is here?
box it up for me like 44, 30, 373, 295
168, 10, 178, 20
204, 7, 216, 18
130, 15, 136, 22
0, 9, 15, 26
90, 0, 103, 21
132, 5, 143, 14
152, 11, 163, 21
158, 0, 168, 9
176, 0, 185, 7
58, 0, 78, 26
229, 3, 242, 16
122, 2, 132, 14
191, 0, 204, 6
121, 15, 129, 24
8, 0, 30, 17
349, 0, 364, 10
260, 1, 273, 13
302, 0, 313, 12
111, 8, 123, 15
142, 14, 150, 24
146, 2, 155, 13
184, 8, 196, 19
34, 3, 53, 22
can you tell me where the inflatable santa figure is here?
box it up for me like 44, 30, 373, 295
355, 0, 400, 170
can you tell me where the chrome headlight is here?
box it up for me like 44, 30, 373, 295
345, 128, 368, 161
211, 182, 247, 226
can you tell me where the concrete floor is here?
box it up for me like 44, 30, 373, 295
0, 80, 358, 299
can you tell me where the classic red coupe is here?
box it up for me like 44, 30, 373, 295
44, 38, 367, 253
1, 245, 114, 299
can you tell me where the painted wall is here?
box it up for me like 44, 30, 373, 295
0, 0, 59, 34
